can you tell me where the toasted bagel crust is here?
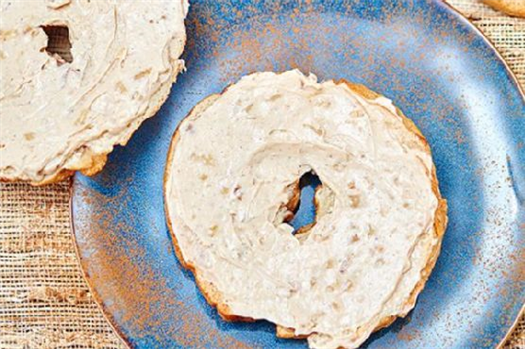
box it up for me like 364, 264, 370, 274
481, 0, 525, 17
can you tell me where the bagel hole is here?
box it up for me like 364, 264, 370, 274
289, 171, 322, 235
41, 25, 73, 64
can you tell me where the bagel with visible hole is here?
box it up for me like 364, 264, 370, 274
164, 70, 447, 349
0, 0, 188, 184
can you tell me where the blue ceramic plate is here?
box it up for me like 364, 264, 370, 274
71, 0, 525, 348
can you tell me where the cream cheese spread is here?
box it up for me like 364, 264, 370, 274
165, 70, 444, 348
0, 0, 187, 183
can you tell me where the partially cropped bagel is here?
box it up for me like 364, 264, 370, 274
0, 0, 188, 184
164, 70, 447, 349
481, 0, 525, 17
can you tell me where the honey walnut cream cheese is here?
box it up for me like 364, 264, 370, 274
165, 70, 447, 348
0, 0, 188, 184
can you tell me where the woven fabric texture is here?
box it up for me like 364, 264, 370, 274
0, 0, 523, 348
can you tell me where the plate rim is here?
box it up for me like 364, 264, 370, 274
68, 181, 132, 348
437, 1, 525, 346
69, 0, 525, 348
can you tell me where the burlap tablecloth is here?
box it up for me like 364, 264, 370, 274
0, 0, 523, 348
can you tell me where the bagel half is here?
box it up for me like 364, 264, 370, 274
0, 0, 188, 184
164, 70, 447, 349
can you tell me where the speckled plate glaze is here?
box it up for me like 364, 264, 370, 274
71, 0, 525, 348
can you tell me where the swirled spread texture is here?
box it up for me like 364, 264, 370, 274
0, 0, 188, 184
164, 70, 447, 349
